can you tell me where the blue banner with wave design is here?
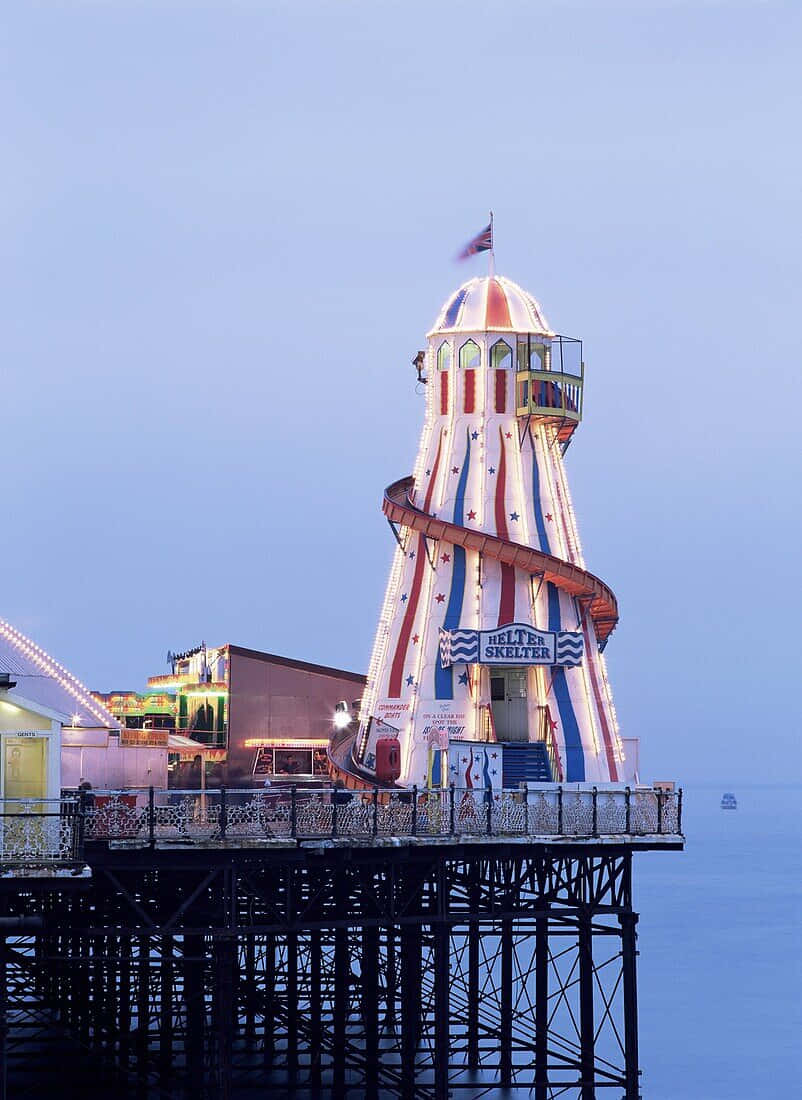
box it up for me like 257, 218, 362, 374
439, 622, 583, 668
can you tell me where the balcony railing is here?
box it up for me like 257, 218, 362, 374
0, 799, 82, 865
78, 785, 682, 845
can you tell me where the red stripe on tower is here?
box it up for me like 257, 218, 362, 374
387, 432, 444, 697
494, 370, 506, 413
464, 370, 475, 413
486, 278, 512, 328
495, 428, 516, 625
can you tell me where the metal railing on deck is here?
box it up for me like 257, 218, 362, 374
0, 799, 81, 864
79, 785, 683, 845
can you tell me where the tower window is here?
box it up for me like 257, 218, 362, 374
437, 341, 452, 371
459, 340, 480, 371
490, 339, 512, 370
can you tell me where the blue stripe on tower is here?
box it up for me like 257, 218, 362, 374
443, 287, 469, 328
547, 582, 585, 781
531, 436, 551, 554
435, 429, 471, 699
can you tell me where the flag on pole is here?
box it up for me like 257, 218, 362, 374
456, 220, 493, 261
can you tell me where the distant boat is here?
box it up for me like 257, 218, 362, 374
721, 793, 737, 810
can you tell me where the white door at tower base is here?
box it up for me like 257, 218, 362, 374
490, 669, 528, 741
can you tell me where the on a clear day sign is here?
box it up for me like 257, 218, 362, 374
439, 623, 583, 668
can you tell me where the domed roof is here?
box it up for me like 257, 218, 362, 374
428, 275, 552, 337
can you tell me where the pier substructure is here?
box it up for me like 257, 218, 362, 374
0, 840, 661, 1099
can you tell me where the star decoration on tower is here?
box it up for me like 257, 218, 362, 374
405, 675, 414, 687
458, 671, 469, 685
545, 513, 553, 522
400, 593, 408, 602
435, 593, 445, 604
412, 634, 420, 644
441, 553, 451, 563
451, 466, 459, 474
505, 431, 512, 439
488, 467, 495, 475
471, 430, 479, 440
425, 469, 431, 476
510, 512, 519, 521
467, 510, 477, 520
408, 551, 415, 559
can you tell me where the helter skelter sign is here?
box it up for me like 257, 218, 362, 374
439, 623, 583, 668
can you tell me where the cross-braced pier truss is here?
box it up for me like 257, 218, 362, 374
0, 833, 677, 1099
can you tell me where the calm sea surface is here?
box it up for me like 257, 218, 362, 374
636, 784, 802, 1098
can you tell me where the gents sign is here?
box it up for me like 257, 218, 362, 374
480, 626, 555, 663
439, 623, 583, 668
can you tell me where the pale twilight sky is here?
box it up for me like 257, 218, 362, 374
3, 0, 800, 784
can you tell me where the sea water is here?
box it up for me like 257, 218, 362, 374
636, 784, 802, 1098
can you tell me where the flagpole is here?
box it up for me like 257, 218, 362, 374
488, 210, 495, 277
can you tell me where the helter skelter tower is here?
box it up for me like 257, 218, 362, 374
353, 273, 635, 789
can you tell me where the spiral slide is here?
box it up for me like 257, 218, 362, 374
382, 476, 618, 643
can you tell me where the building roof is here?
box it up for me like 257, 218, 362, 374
0, 618, 119, 729
428, 275, 552, 337
228, 645, 366, 684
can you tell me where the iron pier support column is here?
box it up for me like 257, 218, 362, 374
500, 915, 513, 1086
136, 934, 150, 1098
0, 936, 7, 1100
433, 855, 451, 1100
159, 934, 174, 1086
621, 910, 641, 1099
434, 916, 450, 1100
363, 923, 380, 1099
213, 936, 236, 1100
467, 863, 481, 1069
262, 932, 276, 1069
286, 928, 299, 1081
118, 934, 132, 1072
535, 912, 549, 1100
400, 921, 422, 1098
243, 931, 257, 1045
579, 904, 596, 1100
384, 925, 397, 1030
309, 929, 323, 1090
332, 864, 349, 1098
183, 933, 205, 1093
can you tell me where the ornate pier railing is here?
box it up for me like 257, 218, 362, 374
0, 798, 82, 865
78, 784, 682, 845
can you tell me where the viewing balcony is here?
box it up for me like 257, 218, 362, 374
515, 334, 584, 444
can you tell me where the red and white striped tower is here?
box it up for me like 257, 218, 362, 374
352, 276, 633, 789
